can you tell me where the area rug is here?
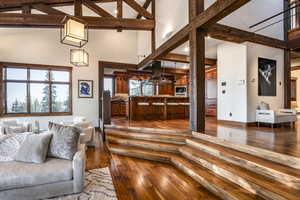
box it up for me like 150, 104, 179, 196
48, 167, 118, 200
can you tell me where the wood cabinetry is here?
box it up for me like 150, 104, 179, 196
114, 73, 128, 94
111, 101, 127, 116
129, 96, 189, 121
158, 84, 174, 96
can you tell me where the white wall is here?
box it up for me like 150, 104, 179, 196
0, 28, 138, 127
246, 42, 284, 122
217, 42, 284, 123
217, 42, 248, 123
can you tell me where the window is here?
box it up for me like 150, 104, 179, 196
1, 64, 72, 116
104, 77, 114, 97
129, 79, 154, 96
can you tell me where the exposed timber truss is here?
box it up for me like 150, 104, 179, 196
0, 0, 155, 30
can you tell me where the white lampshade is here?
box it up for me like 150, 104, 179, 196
70, 49, 89, 67
61, 16, 88, 48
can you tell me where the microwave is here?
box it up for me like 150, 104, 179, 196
175, 86, 187, 96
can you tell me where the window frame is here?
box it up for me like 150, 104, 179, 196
129, 78, 155, 96
0, 62, 72, 117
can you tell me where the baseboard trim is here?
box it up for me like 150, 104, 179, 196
217, 120, 256, 127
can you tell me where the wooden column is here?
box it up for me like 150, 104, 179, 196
189, 0, 205, 132
99, 62, 105, 141
284, 0, 291, 108
151, 0, 156, 52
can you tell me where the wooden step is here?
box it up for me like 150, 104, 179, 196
108, 144, 261, 200
108, 144, 171, 163
187, 138, 300, 190
192, 131, 300, 170
107, 135, 181, 153
105, 124, 191, 136
180, 146, 300, 200
106, 129, 186, 145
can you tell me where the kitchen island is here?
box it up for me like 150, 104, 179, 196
128, 96, 189, 121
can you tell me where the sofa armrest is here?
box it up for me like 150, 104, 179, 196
72, 144, 86, 193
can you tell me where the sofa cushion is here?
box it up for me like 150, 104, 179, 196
15, 133, 52, 164
48, 122, 81, 160
0, 158, 73, 191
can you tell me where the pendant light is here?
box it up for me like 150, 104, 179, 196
70, 49, 89, 67
61, 16, 88, 48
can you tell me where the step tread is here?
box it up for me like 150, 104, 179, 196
170, 156, 260, 200
108, 135, 181, 149
108, 144, 260, 200
180, 146, 300, 200
107, 135, 181, 153
192, 132, 300, 171
106, 129, 187, 144
188, 137, 300, 178
105, 124, 191, 135
106, 129, 187, 139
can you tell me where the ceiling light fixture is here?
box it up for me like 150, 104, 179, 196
70, 49, 89, 67
61, 16, 88, 48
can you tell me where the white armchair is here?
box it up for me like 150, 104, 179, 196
62, 117, 96, 147
256, 109, 297, 128
0, 120, 31, 135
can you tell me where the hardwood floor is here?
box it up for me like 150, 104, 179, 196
86, 117, 300, 199
111, 117, 300, 158
86, 132, 219, 200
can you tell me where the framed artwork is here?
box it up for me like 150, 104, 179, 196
78, 80, 93, 98
258, 57, 276, 96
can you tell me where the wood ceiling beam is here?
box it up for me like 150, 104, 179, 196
159, 53, 217, 66
124, 0, 153, 19
74, 0, 83, 16
136, 0, 151, 19
0, 13, 154, 30
31, 3, 66, 15
137, 0, 250, 70
99, 61, 137, 70
0, 0, 115, 12
207, 24, 287, 49
83, 0, 114, 18
117, 0, 123, 32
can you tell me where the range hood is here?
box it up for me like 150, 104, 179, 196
149, 61, 172, 85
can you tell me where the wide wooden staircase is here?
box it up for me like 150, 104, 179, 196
105, 125, 300, 200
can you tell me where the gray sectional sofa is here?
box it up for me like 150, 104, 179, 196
0, 145, 86, 200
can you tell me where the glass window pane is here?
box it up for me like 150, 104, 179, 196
30, 69, 49, 81
129, 79, 141, 96
104, 77, 113, 96
6, 82, 27, 113
51, 71, 70, 82
6, 68, 27, 80
142, 81, 154, 96
30, 83, 49, 113
52, 84, 70, 112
